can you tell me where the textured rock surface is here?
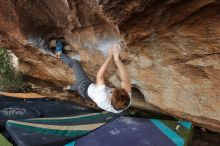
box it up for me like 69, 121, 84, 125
0, 0, 220, 132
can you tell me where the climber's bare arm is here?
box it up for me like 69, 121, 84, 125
113, 45, 131, 93
96, 48, 113, 86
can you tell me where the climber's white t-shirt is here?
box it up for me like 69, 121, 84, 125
87, 83, 131, 113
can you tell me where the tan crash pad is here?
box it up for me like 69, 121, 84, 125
0, 92, 46, 98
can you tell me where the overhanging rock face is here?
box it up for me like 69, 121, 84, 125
0, 0, 220, 132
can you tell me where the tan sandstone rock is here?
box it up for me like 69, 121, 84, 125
0, 0, 219, 132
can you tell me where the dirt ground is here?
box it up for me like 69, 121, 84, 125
190, 127, 220, 146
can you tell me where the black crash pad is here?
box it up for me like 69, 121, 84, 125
0, 95, 95, 128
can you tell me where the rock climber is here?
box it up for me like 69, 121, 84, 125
54, 40, 131, 113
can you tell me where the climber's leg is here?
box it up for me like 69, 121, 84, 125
60, 53, 93, 99
60, 53, 90, 83
54, 40, 88, 82
55, 40, 93, 99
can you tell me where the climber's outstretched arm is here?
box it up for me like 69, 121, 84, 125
96, 48, 113, 86
113, 45, 131, 93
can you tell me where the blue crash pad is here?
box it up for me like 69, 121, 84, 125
66, 116, 193, 146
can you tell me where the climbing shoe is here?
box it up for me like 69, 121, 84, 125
55, 40, 64, 58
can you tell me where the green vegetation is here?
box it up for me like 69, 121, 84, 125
0, 48, 30, 92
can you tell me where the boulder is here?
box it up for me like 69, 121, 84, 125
0, 0, 219, 132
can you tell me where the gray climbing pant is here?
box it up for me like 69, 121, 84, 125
60, 54, 93, 99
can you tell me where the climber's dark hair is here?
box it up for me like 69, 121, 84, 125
111, 87, 130, 110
